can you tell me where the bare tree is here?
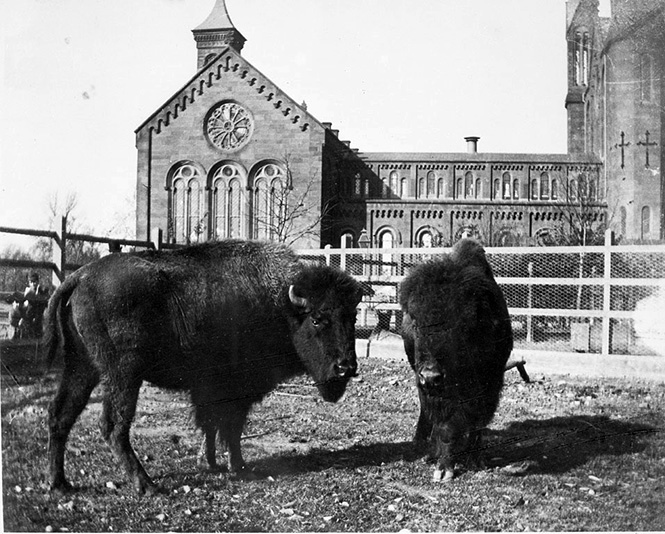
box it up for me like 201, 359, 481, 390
0, 245, 38, 292
253, 153, 330, 246
32, 192, 102, 267
546, 175, 608, 311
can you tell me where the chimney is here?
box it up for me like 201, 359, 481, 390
465, 136, 479, 153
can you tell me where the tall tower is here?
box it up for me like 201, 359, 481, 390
565, 0, 598, 154
192, 0, 246, 70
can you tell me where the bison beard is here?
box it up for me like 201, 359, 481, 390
400, 239, 513, 482
44, 240, 362, 494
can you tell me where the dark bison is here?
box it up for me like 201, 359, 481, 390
45, 240, 363, 494
399, 239, 513, 482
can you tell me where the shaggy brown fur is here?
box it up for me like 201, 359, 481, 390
400, 239, 513, 482
45, 240, 362, 494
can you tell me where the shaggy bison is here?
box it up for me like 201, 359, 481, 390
400, 239, 513, 482
45, 240, 363, 494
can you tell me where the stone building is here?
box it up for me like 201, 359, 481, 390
567, 0, 665, 242
135, 0, 662, 248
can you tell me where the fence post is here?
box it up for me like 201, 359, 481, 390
526, 261, 533, 343
151, 227, 163, 251
601, 229, 614, 356
52, 215, 67, 285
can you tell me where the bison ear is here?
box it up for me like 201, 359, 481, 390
289, 285, 311, 310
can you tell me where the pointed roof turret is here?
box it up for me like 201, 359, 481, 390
192, 0, 246, 69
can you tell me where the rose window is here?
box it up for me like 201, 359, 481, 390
205, 101, 253, 151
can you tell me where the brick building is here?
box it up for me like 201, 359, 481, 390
135, 0, 663, 248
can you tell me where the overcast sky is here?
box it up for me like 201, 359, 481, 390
1, 0, 574, 249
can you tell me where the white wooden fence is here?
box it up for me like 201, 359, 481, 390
297, 230, 665, 359
2, 222, 664, 361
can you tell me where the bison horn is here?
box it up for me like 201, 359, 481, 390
288, 285, 310, 309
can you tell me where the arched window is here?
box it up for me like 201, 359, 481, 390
574, 30, 590, 86
421, 232, 433, 248
204, 53, 217, 66
464, 172, 474, 198
341, 232, 354, 248
390, 171, 399, 198
588, 178, 597, 201
378, 229, 395, 276
641, 206, 651, 239
540, 172, 550, 199
551, 179, 558, 200
169, 163, 204, 244
456, 178, 463, 199
382, 176, 389, 199
212, 163, 246, 239
531, 178, 538, 200
253, 162, 286, 241
427, 171, 436, 198
502, 172, 511, 199
418, 177, 426, 198
512, 178, 520, 200
493, 179, 501, 200
569, 179, 578, 202
400, 178, 408, 198
187, 173, 203, 242
437, 178, 444, 198
578, 173, 588, 199
475, 178, 482, 199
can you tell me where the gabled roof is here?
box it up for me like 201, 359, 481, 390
135, 46, 323, 136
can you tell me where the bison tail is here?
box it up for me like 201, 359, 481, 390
43, 274, 79, 370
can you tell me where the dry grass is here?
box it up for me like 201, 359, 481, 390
2, 341, 664, 532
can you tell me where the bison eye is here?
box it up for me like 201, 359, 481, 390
311, 316, 328, 328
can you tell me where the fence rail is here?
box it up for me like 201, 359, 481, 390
296, 230, 665, 358
2, 223, 664, 360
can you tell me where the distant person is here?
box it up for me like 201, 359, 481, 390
9, 296, 24, 340
22, 272, 49, 338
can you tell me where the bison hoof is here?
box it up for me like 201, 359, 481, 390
50, 479, 73, 494
206, 463, 229, 474
432, 468, 454, 483
134, 478, 159, 496
230, 466, 261, 481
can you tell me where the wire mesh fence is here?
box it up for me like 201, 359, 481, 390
297, 238, 665, 357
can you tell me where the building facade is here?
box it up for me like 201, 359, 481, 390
567, 0, 665, 241
135, 0, 663, 248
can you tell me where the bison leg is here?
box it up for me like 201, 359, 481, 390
219, 401, 257, 479
99, 380, 155, 494
48, 361, 100, 492
431, 422, 460, 483
465, 428, 486, 469
414, 391, 433, 444
198, 425, 227, 472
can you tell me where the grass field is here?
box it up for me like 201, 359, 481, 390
2, 341, 664, 532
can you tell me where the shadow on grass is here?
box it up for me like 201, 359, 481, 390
485, 415, 661, 474
237, 415, 661, 480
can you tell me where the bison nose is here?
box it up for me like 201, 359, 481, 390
419, 368, 444, 389
334, 358, 357, 378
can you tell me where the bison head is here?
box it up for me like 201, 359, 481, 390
400, 245, 511, 398
286, 266, 363, 402
401, 312, 450, 396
